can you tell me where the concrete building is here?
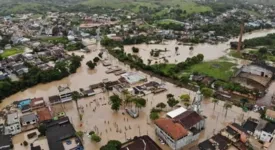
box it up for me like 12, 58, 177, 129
155, 110, 205, 150
58, 85, 72, 103
265, 109, 275, 123
4, 112, 21, 135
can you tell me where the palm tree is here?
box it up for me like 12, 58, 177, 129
224, 102, 232, 118
72, 91, 81, 120
133, 97, 146, 112
212, 99, 219, 111
240, 98, 248, 107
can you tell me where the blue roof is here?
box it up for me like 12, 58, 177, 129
18, 99, 31, 109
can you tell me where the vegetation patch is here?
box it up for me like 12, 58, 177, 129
1, 48, 24, 58
186, 61, 236, 81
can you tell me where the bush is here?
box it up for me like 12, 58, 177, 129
201, 87, 213, 98
150, 112, 159, 120
91, 134, 101, 142
93, 57, 100, 63
86, 60, 96, 69
89, 131, 95, 135
23, 141, 28, 146
132, 47, 139, 53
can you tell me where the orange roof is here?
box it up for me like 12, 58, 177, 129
37, 107, 52, 122
155, 118, 188, 140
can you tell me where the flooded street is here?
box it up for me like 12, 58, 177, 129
124, 29, 275, 63
0, 29, 273, 150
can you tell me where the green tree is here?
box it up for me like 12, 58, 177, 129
184, 102, 190, 108
86, 60, 96, 69
240, 98, 248, 107
224, 102, 232, 118
180, 94, 190, 102
109, 95, 122, 112
91, 134, 101, 142
38, 124, 46, 136
196, 54, 204, 62
201, 88, 213, 98
133, 97, 146, 112
167, 98, 179, 108
175, 47, 179, 53
76, 131, 84, 140
259, 47, 267, 55
132, 47, 139, 53
212, 99, 219, 111
150, 112, 159, 120
156, 102, 166, 110
166, 93, 174, 99
93, 57, 100, 63
100, 140, 122, 150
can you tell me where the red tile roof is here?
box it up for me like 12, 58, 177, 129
155, 118, 188, 140
37, 107, 52, 122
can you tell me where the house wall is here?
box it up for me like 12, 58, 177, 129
260, 131, 274, 142
5, 123, 21, 135
59, 92, 72, 102
155, 126, 200, 150
254, 129, 262, 139
22, 119, 37, 126
191, 119, 205, 131
242, 65, 273, 78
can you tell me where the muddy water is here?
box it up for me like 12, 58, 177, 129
124, 29, 275, 63
0, 29, 271, 150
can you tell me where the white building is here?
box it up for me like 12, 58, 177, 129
58, 85, 72, 103
155, 110, 205, 150
254, 119, 275, 143
4, 112, 21, 135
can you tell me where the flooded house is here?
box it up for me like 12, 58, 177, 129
30, 97, 45, 110
20, 113, 38, 126
120, 135, 162, 150
119, 72, 147, 85
58, 85, 72, 103
0, 125, 12, 150
48, 95, 61, 105
155, 109, 205, 150
4, 112, 21, 135
254, 119, 275, 143
265, 109, 275, 123
231, 63, 275, 94
45, 117, 83, 150
198, 123, 248, 150
37, 107, 52, 123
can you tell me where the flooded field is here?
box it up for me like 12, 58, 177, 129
0, 29, 273, 150
124, 29, 275, 63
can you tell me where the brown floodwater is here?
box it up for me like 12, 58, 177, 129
124, 29, 275, 64
1, 29, 272, 150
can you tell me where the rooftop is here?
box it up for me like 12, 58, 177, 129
266, 109, 275, 119
0, 134, 12, 150
6, 112, 19, 125
166, 107, 187, 118
20, 113, 37, 123
58, 85, 71, 94
31, 97, 45, 108
155, 118, 188, 140
45, 117, 82, 150
262, 122, 275, 133
242, 120, 258, 134
37, 108, 52, 122
174, 110, 204, 129
120, 135, 162, 150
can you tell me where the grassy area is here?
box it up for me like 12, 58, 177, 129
1, 48, 24, 58
83, 0, 211, 13
151, 64, 176, 76
157, 19, 184, 25
186, 61, 236, 81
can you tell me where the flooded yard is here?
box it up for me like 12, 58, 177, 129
0, 29, 273, 150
